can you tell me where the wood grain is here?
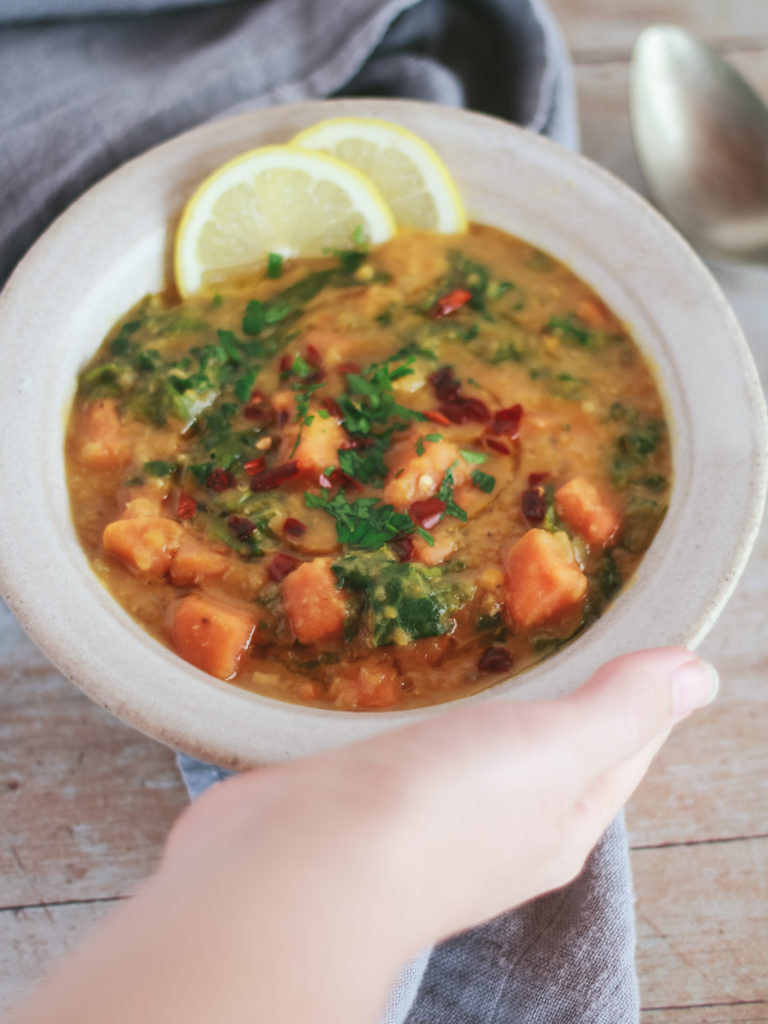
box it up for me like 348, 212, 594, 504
556, 1, 768, 62
0, 899, 120, 1017
0, 603, 186, 909
642, 1004, 768, 1024
635, 838, 768, 1008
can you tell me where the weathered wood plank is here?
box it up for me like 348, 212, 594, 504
635, 838, 768, 1009
642, 1004, 768, 1024
552, 0, 768, 62
0, 602, 186, 908
627, 518, 768, 847
0, 898, 120, 1018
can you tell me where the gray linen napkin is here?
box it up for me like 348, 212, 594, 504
1, 2, 638, 1021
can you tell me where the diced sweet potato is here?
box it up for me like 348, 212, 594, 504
330, 660, 401, 710
503, 529, 587, 632
282, 558, 347, 644
79, 399, 131, 469
102, 516, 183, 579
382, 434, 470, 509
171, 594, 255, 680
169, 535, 231, 587
555, 477, 620, 549
293, 413, 346, 475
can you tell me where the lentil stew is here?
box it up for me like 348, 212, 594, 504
65, 225, 670, 710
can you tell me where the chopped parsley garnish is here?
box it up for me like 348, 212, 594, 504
437, 462, 468, 523
336, 357, 426, 436
267, 252, 283, 278
460, 448, 487, 465
304, 490, 430, 549
471, 469, 495, 493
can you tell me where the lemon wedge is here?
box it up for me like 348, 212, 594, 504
174, 145, 397, 297
291, 117, 467, 234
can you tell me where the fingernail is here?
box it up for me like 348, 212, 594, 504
672, 657, 720, 718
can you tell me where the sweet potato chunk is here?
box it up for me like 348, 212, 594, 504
102, 517, 183, 579
555, 477, 620, 549
330, 660, 401, 710
293, 413, 346, 475
282, 558, 347, 644
169, 535, 231, 587
382, 435, 470, 509
172, 594, 255, 680
79, 399, 131, 469
503, 529, 587, 632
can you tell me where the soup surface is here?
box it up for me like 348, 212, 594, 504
66, 225, 670, 710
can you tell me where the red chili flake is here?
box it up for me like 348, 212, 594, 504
206, 467, 235, 492
249, 461, 299, 492
489, 403, 523, 437
305, 344, 322, 367
336, 361, 361, 375
528, 471, 549, 487
424, 409, 452, 426
340, 435, 374, 450
428, 366, 462, 401
484, 437, 510, 455
282, 517, 308, 538
477, 646, 514, 673
243, 457, 266, 476
321, 396, 343, 419
439, 396, 490, 424
177, 489, 196, 520
305, 367, 327, 385
409, 497, 446, 532
431, 288, 473, 319
521, 488, 546, 524
390, 535, 415, 562
268, 552, 301, 582
243, 393, 273, 423
227, 515, 256, 540
279, 354, 293, 374
319, 467, 362, 491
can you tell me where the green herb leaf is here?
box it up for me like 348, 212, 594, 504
460, 449, 487, 465
305, 490, 416, 549
267, 252, 283, 278
471, 469, 495, 493
143, 460, 178, 477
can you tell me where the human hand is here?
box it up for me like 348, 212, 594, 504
6, 647, 718, 1024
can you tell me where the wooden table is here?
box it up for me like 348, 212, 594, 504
1, 1, 767, 1019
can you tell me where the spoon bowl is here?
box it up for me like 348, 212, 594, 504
630, 24, 768, 266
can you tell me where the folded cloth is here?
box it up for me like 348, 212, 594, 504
2, 1, 637, 1021
0, 0, 576, 290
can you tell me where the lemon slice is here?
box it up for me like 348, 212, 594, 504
174, 145, 397, 297
291, 117, 467, 234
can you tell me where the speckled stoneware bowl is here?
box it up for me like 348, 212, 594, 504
0, 99, 765, 768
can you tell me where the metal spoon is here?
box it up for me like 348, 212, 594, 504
630, 24, 768, 266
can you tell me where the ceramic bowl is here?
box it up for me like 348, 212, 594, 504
0, 99, 765, 769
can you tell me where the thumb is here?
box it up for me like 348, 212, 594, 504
563, 646, 719, 781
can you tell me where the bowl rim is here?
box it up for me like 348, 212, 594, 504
1, 97, 766, 768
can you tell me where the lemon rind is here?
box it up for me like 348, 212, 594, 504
291, 116, 468, 234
